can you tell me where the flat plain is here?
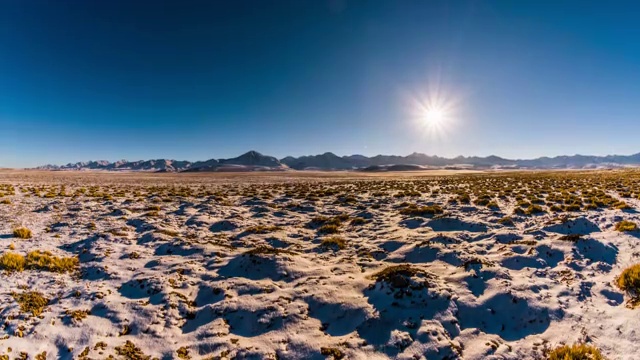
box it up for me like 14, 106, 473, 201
1, 169, 639, 359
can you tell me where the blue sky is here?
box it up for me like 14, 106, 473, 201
1, 0, 640, 167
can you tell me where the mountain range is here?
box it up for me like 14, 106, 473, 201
34, 150, 640, 172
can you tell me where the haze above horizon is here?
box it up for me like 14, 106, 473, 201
2, 0, 640, 167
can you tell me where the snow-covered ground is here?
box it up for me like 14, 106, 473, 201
0, 170, 639, 359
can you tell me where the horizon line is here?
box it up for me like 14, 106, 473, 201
28, 149, 640, 169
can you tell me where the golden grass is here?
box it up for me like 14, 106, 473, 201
547, 343, 605, 360
26, 250, 79, 273
114, 340, 153, 360
245, 225, 282, 234
615, 220, 637, 232
0, 251, 78, 273
244, 246, 296, 256
399, 204, 443, 217
371, 264, 426, 282
13, 227, 32, 239
0, 252, 26, 271
66, 309, 90, 322
318, 224, 340, 234
156, 228, 180, 237
176, 347, 191, 359
12, 291, 49, 316
617, 263, 640, 295
320, 347, 344, 359
321, 236, 346, 250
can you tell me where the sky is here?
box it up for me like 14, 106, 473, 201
1, 0, 640, 167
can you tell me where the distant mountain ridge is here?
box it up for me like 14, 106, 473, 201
34, 150, 640, 172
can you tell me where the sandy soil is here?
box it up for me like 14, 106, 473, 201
0, 170, 639, 359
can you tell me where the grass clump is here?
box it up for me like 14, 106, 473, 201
0, 252, 26, 272
399, 204, 443, 217
547, 343, 605, 360
144, 210, 160, 217
318, 224, 340, 234
320, 347, 344, 359
176, 347, 190, 359
525, 204, 545, 215
350, 217, 368, 225
156, 228, 179, 237
115, 340, 154, 360
321, 236, 346, 250
1, 198, 11, 204
245, 225, 282, 234
1, 251, 80, 273
13, 227, 32, 239
26, 250, 79, 273
559, 234, 582, 242
309, 214, 350, 228
66, 309, 90, 322
616, 263, 640, 295
12, 291, 49, 316
370, 264, 429, 288
615, 220, 637, 232
486, 200, 500, 209
244, 246, 296, 256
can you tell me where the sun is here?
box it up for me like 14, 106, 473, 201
402, 79, 463, 141
424, 106, 447, 126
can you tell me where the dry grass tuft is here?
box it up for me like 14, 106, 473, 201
66, 309, 90, 322
13, 227, 32, 239
176, 347, 191, 359
318, 224, 340, 234
320, 347, 344, 359
115, 340, 155, 360
26, 250, 79, 273
12, 291, 49, 316
399, 204, 443, 217
244, 246, 296, 256
321, 236, 346, 250
245, 225, 282, 234
559, 234, 582, 242
546, 343, 605, 360
0, 252, 26, 272
617, 263, 640, 295
0, 251, 78, 273
370, 264, 430, 288
615, 220, 637, 232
